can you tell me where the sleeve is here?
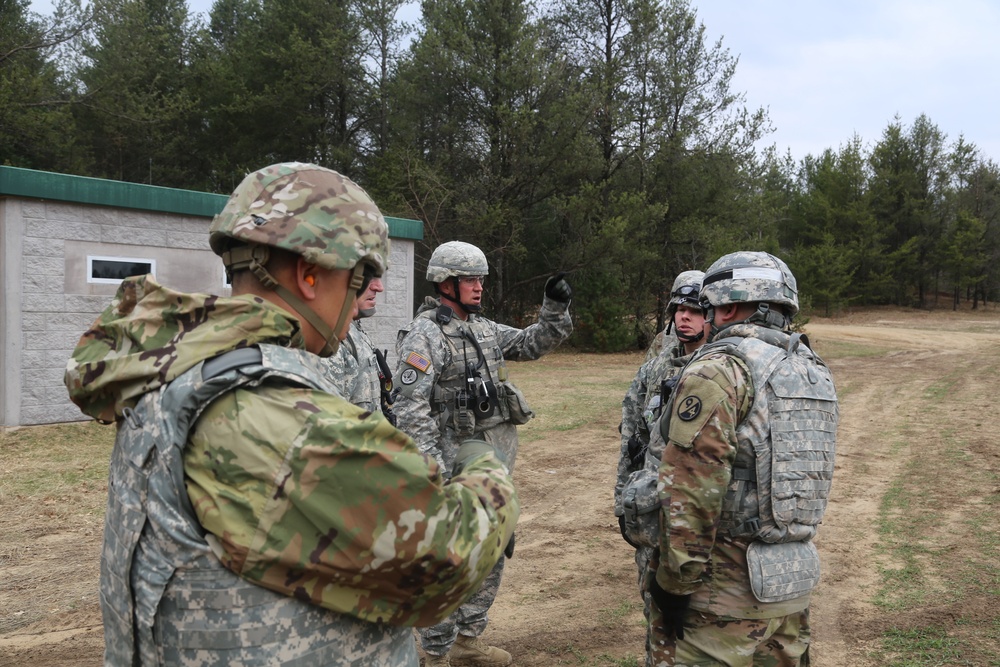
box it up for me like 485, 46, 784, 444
655, 354, 750, 595
392, 323, 447, 468
322, 334, 358, 401
184, 385, 519, 628
492, 295, 573, 361
615, 359, 651, 512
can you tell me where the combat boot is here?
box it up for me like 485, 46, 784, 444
423, 653, 451, 667
449, 635, 512, 666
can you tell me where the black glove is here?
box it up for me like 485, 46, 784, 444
646, 577, 691, 641
626, 432, 647, 471
618, 514, 641, 550
544, 272, 573, 302
504, 533, 515, 559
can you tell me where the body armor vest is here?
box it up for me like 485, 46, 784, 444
707, 331, 838, 544
416, 308, 533, 437
101, 344, 416, 667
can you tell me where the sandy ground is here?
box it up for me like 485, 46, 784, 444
2, 305, 998, 666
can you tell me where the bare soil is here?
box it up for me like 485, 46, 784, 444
2, 305, 999, 666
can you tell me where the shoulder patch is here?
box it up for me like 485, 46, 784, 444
676, 395, 702, 421
400, 368, 418, 385
404, 351, 431, 372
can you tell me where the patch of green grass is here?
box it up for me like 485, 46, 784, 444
596, 654, 640, 667
0, 421, 113, 498
598, 598, 641, 625
871, 626, 968, 667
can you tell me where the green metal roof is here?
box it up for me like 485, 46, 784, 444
0, 165, 423, 240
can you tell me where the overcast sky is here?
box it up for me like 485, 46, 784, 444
29, 0, 1000, 165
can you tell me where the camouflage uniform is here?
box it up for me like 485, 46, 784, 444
648, 253, 837, 667
394, 242, 573, 661
643, 327, 678, 363
326, 319, 389, 416
65, 164, 519, 667
616, 271, 704, 664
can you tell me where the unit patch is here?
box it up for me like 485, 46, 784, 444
677, 396, 703, 422
404, 351, 431, 372
400, 368, 418, 385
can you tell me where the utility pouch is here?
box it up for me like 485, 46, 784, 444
620, 469, 660, 548
502, 381, 535, 425
452, 391, 476, 436
746, 540, 821, 603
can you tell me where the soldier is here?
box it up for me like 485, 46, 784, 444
324, 272, 397, 425
645, 252, 838, 666
64, 163, 519, 667
613, 270, 706, 661
393, 240, 573, 666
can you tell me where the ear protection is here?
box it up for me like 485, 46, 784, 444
304, 275, 316, 286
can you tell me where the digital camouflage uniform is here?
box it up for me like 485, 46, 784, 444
394, 244, 573, 661
648, 253, 837, 667
615, 342, 695, 649
643, 327, 678, 363
326, 319, 391, 418
616, 270, 705, 663
65, 164, 519, 667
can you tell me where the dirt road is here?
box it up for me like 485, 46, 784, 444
2, 307, 998, 666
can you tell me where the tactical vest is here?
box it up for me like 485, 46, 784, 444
344, 323, 384, 414
708, 331, 838, 544
416, 307, 533, 438
618, 347, 692, 539
101, 344, 417, 667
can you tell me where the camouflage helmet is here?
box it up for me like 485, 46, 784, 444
209, 162, 389, 275
700, 251, 798, 316
667, 270, 705, 313
426, 241, 489, 283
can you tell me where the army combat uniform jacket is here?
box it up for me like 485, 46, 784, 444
654, 323, 836, 620
64, 276, 519, 667
393, 295, 572, 474
325, 319, 392, 419
615, 342, 693, 516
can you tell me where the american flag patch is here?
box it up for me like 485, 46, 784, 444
404, 351, 431, 372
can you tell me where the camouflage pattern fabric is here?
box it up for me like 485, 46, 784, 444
646, 549, 811, 666
647, 322, 827, 666
615, 341, 695, 662
393, 294, 572, 655
425, 241, 489, 282
654, 331, 810, 619
65, 274, 304, 423
324, 319, 382, 414
700, 251, 798, 315
209, 162, 390, 274
615, 342, 691, 515
393, 295, 572, 474
65, 275, 519, 665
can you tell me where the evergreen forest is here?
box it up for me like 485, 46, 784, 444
5, 0, 1000, 350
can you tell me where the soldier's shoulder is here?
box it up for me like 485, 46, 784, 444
684, 350, 750, 387
400, 315, 444, 338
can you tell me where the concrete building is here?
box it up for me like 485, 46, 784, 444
0, 166, 422, 428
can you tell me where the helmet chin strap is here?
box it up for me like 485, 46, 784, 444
451, 277, 482, 313
676, 327, 704, 344
226, 244, 364, 357
668, 306, 704, 344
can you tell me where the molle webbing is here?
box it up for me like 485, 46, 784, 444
711, 333, 838, 544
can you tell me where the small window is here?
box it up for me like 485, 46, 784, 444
87, 256, 156, 284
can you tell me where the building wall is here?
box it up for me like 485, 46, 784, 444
0, 167, 421, 428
